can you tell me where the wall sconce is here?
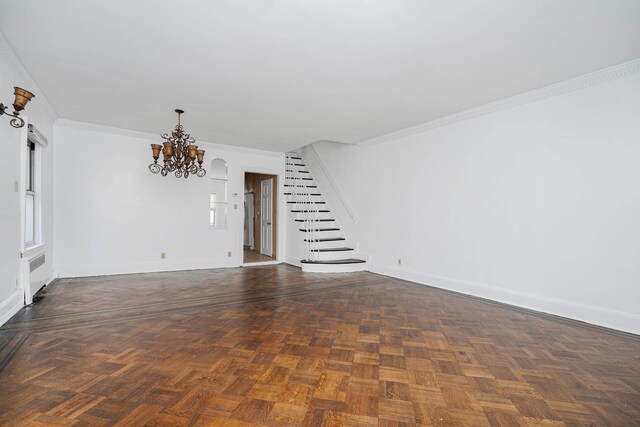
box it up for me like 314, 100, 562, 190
0, 87, 35, 128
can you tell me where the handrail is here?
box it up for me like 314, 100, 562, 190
308, 144, 357, 222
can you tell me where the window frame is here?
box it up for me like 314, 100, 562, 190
24, 140, 37, 248
21, 122, 47, 254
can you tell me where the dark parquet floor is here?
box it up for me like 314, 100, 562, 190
0, 265, 638, 426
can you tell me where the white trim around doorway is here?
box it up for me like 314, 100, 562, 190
239, 166, 285, 266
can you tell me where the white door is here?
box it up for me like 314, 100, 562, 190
260, 178, 273, 256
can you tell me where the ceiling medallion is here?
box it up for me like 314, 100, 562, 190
149, 109, 206, 178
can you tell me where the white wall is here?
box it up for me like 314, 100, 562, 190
54, 121, 285, 277
307, 71, 640, 334
0, 34, 56, 325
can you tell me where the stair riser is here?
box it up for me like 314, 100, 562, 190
285, 187, 318, 191
285, 177, 315, 184
294, 212, 334, 220
285, 168, 309, 174
296, 219, 335, 226
299, 229, 343, 239
306, 240, 348, 250
312, 250, 356, 261
288, 205, 327, 210
302, 262, 366, 273
286, 194, 323, 200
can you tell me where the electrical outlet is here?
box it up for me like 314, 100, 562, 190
228, 251, 232, 257
161, 252, 166, 259
398, 258, 402, 266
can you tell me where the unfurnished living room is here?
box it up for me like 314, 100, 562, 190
0, 1, 639, 426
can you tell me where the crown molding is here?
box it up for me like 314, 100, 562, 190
54, 118, 283, 158
0, 30, 58, 124
358, 58, 640, 148
55, 118, 165, 142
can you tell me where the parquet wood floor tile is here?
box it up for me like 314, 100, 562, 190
0, 265, 638, 426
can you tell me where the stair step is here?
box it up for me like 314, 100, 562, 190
286, 170, 309, 173
303, 237, 345, 242
310, 247, 354, 252
286, 163, 306, 167
295, 219, 335, 222
288, 156, 302, 160
301, 258, 366, 265
284, 193, 321, 196
299, 228, 340, 232
285, 185, 317, 188
286, 177, 313, 181
287, 201, 325, 204
291, 210, 330, 213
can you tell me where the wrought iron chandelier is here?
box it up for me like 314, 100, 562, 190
149, 109, 206, 178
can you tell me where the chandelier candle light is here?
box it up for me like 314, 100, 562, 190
149, 109, 206, 178
0, 86, 35, 128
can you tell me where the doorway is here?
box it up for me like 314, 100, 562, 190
244, 172, 277, 264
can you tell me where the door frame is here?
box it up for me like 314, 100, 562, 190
260, 178, 274, 257
240, 167, 283, 266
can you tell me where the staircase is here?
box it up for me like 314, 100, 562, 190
286, 152, 366, 273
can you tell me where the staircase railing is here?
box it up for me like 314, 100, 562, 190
286, 152, 318, 262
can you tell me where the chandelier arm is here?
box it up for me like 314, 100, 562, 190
9, 116, 25, 128
1, 104, 26, 128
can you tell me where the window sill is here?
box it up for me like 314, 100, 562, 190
22, 243, 45, 259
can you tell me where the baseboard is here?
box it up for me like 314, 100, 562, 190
56, 257, 243, 278
370, 263, 640, 336
0, 290, 24, 327
285, 256, 302, 268
243, 261, 281, 267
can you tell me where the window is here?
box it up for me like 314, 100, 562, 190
210, 193, 218, 225
23, 124, 47, 251
209, 191, 228, 227
24, 140, 37, 248
209, 159, 228, 228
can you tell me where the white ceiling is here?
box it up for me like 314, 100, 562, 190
1, 1, 639, 152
